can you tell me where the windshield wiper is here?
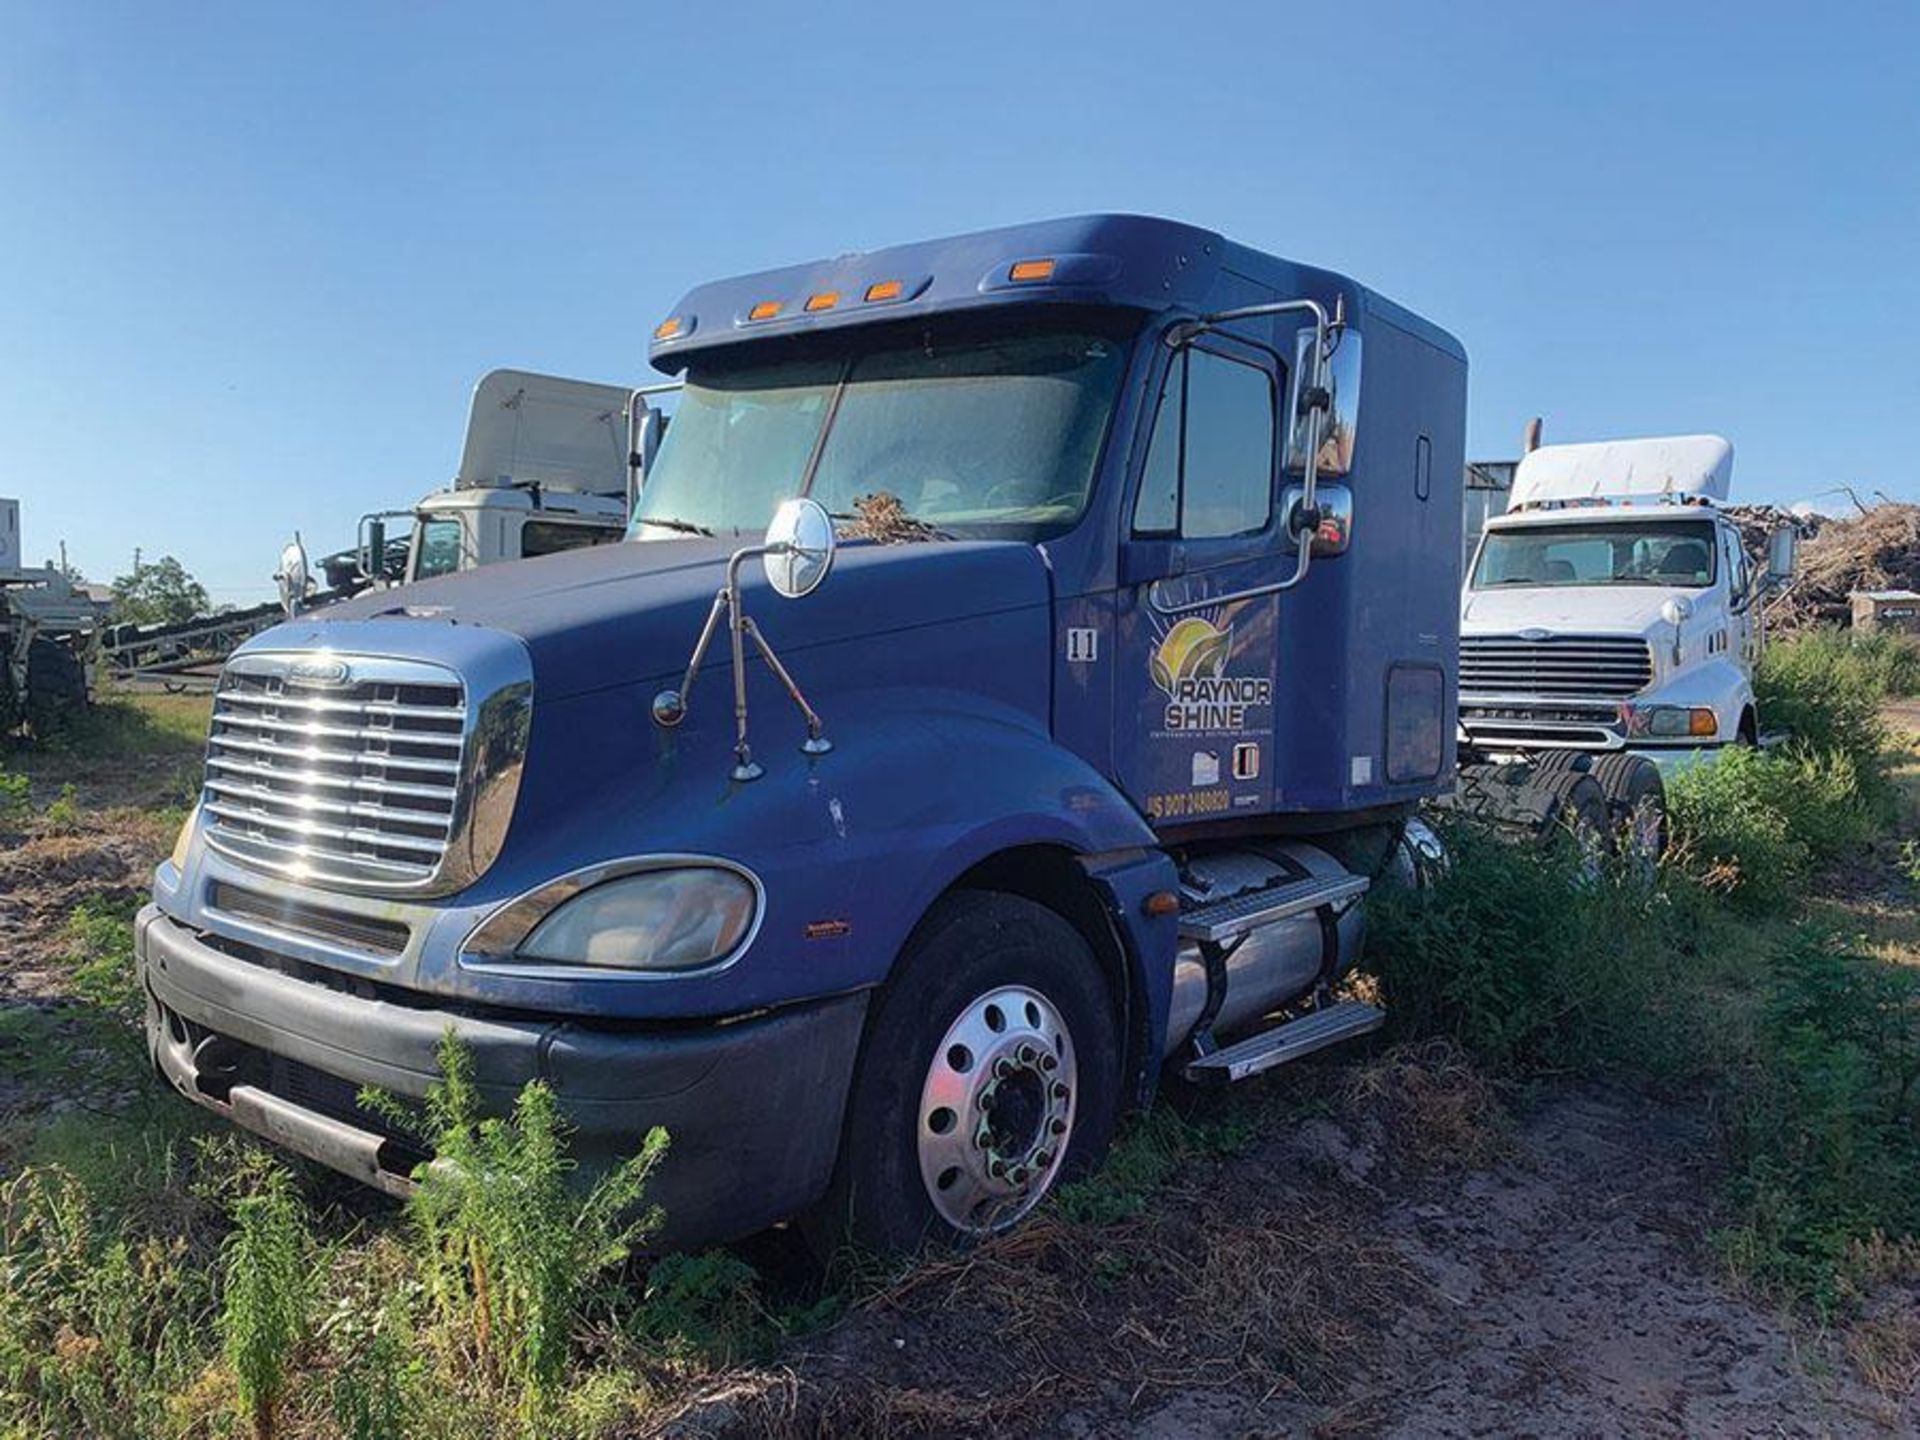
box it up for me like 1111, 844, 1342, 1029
634, 515, 715, 537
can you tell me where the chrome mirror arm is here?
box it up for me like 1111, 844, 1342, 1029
1149, 295, 1342, 618
650, 537, 832, 780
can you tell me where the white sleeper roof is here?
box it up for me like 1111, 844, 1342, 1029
1509, 434, 1733, 509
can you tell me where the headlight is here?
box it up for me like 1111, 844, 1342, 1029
465, 863, 760, 973
1622, 704, 1716, 739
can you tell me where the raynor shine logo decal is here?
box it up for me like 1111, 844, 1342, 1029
1149, 613, 1272, 732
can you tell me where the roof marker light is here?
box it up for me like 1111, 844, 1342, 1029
748, 300, 783, 321
864, 279, 904, 302
805, 291, 840, 312
1009, 258, 1056, 282
654, 317, 684, 340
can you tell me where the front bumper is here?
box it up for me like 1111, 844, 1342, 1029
136, 905, 867, 1248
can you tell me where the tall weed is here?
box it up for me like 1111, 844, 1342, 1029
219, 1160, 314, 1440
365, 1031, 670, 1438
1368, 821, 1677, 1075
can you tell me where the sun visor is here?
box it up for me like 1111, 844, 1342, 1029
1509, 434, 1733, 509
455, 369, 635, 497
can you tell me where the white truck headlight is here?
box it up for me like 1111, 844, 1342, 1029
1622, 704, 1716, 739
465, 862, 761, 974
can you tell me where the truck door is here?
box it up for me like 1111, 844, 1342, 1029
1113, 335, 1283, 825
1722, 522, 1758, 667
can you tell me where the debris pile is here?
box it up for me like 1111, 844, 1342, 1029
1762, 502, 1920, 630
839, 491, 945, 544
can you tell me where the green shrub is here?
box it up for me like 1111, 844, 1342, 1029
366, 1031, 670, 1438
1757, 630, 1900, 795
1367, 820, 1676, 1075
219, 1161, 314, 1440
0, 768, 28, 820
1665, 746, 1812, 910
62, 895, 142, 1017
1666, 739, 1884, 911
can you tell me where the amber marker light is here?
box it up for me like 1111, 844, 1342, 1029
654, 317, 683, 340
748, 300, 783, 321
804, 291, 840, 312
865, 279, 904, 302
1009, 258, 1056, 282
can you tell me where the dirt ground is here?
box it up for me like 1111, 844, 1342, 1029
655, 1071, 1910, 1439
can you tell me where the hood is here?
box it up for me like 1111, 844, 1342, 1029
1460, 584, 1693, 636
303, 535, 1052, 700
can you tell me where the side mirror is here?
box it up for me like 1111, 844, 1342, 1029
277, 536, 311, 619
1766, 525, 1797, 587
762, 497, 835, 599
360, 517, 386, 580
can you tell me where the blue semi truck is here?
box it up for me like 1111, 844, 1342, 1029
137, 214, 1467, 1251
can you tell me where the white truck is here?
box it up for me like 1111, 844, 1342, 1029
284, 369, 674, 610
1456, 434, 1796, 851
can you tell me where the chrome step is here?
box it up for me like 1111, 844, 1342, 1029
1183, 999, 1385, 1084
1177, 873, 1369, 944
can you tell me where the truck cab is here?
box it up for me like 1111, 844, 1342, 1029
348, 369, 673, 591
139, 215, 1466, 1253
1457, 435, 1794, 851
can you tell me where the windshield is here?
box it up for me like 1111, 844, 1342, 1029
630, 322, 1131, 541
1472, 519, 1718, 590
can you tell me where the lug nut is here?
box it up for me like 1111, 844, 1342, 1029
987, 1158, 1006, 1179
1040, 1053, 1058, 1072
1034, 1150, 1053, 1168
1051, 1082, 1070, 1100
1017, 1043, 1036, 1065
1049, 1118, 1068, 1136
995, 1057, 1015, 1079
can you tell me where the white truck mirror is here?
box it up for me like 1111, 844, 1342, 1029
1766, 525, 1797, 586
277, 536, 311, 619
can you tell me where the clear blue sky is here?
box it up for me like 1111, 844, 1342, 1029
2, 2, 1914, 603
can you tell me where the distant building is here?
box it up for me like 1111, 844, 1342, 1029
1851, 590, 1920, 635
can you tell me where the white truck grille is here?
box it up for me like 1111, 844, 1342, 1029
1460, 634, 1654, 699
202, 654, 468, 888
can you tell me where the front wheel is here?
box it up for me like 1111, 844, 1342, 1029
1591, 752, 1667, 872
815, 891, 1122, 1255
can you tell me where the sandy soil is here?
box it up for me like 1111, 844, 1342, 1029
654, 1072, 1911, 1438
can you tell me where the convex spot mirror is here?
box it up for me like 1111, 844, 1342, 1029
277, 537, 310, 618
763, 497, 835, 599
1766, 525, 1798, 586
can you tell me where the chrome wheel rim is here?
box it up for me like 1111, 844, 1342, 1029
917, 984, 1076, 1235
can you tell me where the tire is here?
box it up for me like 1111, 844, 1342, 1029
1590, 753, 1666, 870
1527, 768, 1612, 870
25, 636, 86, 729
814, 891, 1122, 1256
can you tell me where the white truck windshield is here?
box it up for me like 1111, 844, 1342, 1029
631, 325, 1130, 540
1472, 519, 1718, 590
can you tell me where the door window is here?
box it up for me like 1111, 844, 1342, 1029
1132, 346, 1276, 540
1725, 529, 1751, 608
412, 518, 464, 579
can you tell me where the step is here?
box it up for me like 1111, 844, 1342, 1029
1177, 872, 1369, 944
1183, 999, 1385, 1084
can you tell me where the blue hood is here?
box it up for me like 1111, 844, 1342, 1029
304, 536, 1053, 701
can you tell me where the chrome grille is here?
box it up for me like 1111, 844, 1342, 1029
202, 654, 468, 888
1460, 634, 1654, 699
